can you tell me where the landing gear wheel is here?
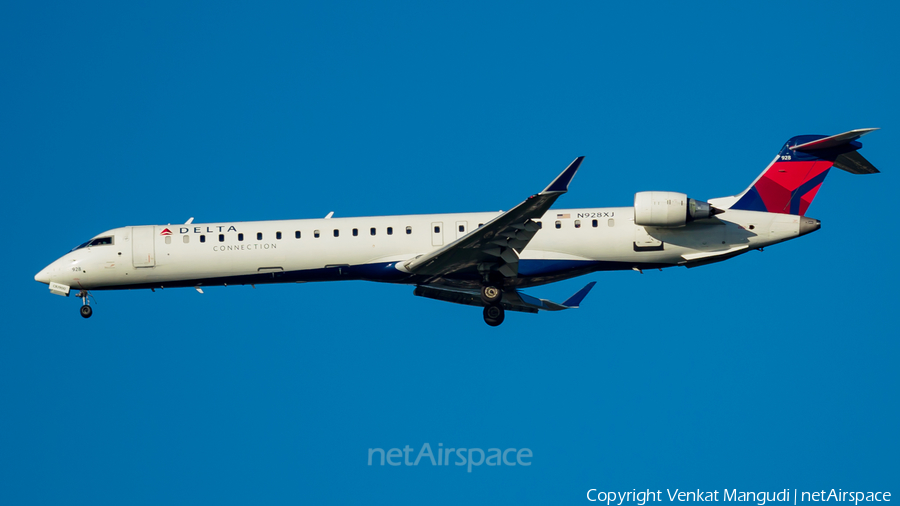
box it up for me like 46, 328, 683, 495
80, 305, 93, 319
480, 285, 502, 305
483, 304, 505, 327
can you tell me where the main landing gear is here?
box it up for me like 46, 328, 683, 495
480, 283, 505, 327
76, 290, 93, 319
483, 304, 505, 327
480, 284, 502, 305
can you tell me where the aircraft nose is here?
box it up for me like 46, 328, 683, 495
35, 265, 51, 284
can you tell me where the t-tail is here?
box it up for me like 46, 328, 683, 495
712, 128, 880, 214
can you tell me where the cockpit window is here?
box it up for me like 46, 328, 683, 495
90, 237, 114, 246
70, 236, 114, 251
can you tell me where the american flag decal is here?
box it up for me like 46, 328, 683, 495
160, 228, 173, 236
557, 213, 570, 219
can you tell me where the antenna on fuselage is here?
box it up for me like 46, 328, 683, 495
185, 217, 194, 224
324, 212, 334, 219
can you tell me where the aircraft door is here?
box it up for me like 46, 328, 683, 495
431, 222, 444, 247
132, 226, 156, 267
633, 225, 663, 251
455, 221, 467, 240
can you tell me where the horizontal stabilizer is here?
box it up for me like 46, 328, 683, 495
833, 150, 879, 174
789, 128, 878, 152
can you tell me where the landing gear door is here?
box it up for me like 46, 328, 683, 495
634, 225, 664, 252
132, 226, 156, 267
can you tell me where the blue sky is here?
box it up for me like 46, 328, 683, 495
2, 1, 898, 504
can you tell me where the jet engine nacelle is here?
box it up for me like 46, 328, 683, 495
633, 191, 719, 228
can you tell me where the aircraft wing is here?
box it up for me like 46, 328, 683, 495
403, 157, 584, 280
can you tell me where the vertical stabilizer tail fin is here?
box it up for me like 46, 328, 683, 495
712, 129, 879, 215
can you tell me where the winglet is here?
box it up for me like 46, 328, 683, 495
540, 156, 584, 194
562, 281, 596, 308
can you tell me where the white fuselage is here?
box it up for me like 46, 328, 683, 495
35, 207, 811, 293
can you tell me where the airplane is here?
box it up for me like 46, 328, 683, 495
35, 128, 880, 326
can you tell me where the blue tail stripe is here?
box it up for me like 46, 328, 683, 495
789, 168, 830, 215
731, 186, 767, 212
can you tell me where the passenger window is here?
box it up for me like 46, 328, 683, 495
370, 228, 376, 236
459, 225, 465, 232
555, 221, 561, 229
592, 219, 598, 228
295, 231, 301, 239
387, 227, 393, 235
257, 232, 263, 240
238, 233, 244, 241
406, 226, 412, 235
183, 235, 190, 244
574, 220, 581, 229
276, 231, 282, 240
219, 234, 224, 242
165, 236, 172, 244
434, 226, 440, 233
478, 223, 483, 227
608, 219, 615, 227
333, 229, 339, 237
314, 230, 320, 238
536, 221, 542, 229
200, 235, 206, 243
353, 228, 358, 236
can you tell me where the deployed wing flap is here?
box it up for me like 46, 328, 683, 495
413, 285, 538, 313
403, 157, 584, 280
413, 281, 597, 313
679, 245, 749, 268
680, 245, 748, 261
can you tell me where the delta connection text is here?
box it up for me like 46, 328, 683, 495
585, 490, 891, 506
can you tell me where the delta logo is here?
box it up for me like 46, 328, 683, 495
160, 228, 173, 236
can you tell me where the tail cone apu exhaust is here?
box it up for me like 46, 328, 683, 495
799, 217, 821, 236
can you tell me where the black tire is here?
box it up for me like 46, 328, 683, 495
480, 285, 502, 305
483, 304, 505, 327
80, 305, 93, 319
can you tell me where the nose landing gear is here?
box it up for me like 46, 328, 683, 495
76, 290, 94, 319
